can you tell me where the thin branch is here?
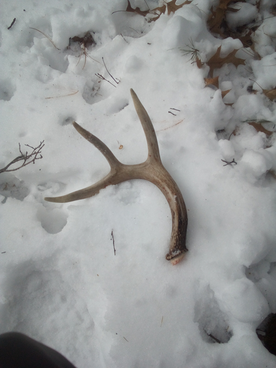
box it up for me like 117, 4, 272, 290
0, 141, 45, 174
102, 57, 120, 85
29, 27, 60, 50
157, 120, 184, 132
7, 18, 16, 30
111, 229, 116, 255
95, 73, 117, 88
221, 159, 237, 166
45, 90, 79, 99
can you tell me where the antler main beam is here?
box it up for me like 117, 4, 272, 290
45, 89, 188, 265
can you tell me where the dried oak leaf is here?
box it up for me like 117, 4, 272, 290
208, 0, 246, 37
150, 4, 166, 21
248, 122, 274, 136
207, 45, 245, 77
125, 0, 192, 21
221, 89, 231, 98
125, 0, 150, 17
263, 88, 276, 101
204, 76, 219, 88
166, 0, 192, 15
253, 81, 276, 101
196, 56, 204, 68
208, 0, 233, 35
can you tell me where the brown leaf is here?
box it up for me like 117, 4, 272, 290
124, 0, 192, 21
69, 32, 95, 48
253, 80, 276, 101
221, 89, 231, 98
207, 0, 233, 35
125, 0, 150, 17
263, 88, 276, 101
207, 45, 245, 77
204, 76, 219, 88
166, 0, 192, 15
248, 122, 274, 136
207, 0, 247, 37
150, 4, 166, 21
196, 55, 204, 68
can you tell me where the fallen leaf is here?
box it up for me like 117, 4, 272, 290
248, 122, 274, 136
221, 89, 231, 98
204, 76, 219, 88
166, 0, 192, 15
207, 45, 245, 76
124, 0, 192, 21
263, 88, 276, 101
125, 0, 150, 17
207, 0, 233, 35
150, 4, 166, 21
196, 55, 204, 68
252, 80, 276, 101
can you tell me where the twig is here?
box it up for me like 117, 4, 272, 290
102, 57, 120, 85
95, 73, 117, 88
206, 331, 221, 344
29, 27, 60, 50
45, 90, 79, 99
157, 120, 184, 132
221, 159, 237, 166
111, 229, 116, 255
7, 18, 16, 30
0, 141, 45, 174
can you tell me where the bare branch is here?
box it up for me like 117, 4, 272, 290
111, 230, 116, 255
0, 141, 45, 174
7, 18, 16, 30
102, 57, 120, 85
95, 73, 117, 88
29, 27, 60, 50
221, 159, 237, 166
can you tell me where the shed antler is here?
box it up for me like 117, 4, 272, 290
45, 89, 188, 264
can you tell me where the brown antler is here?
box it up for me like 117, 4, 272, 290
45, 89, 188, 264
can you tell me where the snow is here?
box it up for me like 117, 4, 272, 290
1, 0, 276, 367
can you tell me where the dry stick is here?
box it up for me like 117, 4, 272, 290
102, 57, 120, 85
7, 18, 16, 30
95, 73, 117, 88
29, 27, 60, 50
221, 159, 237, 166
0, 141, 45, 174
111, 230, 116, 255
45, 91, 79, 99
157, 120, 183, 132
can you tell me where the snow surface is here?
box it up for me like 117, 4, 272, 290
1, 0, 276, 367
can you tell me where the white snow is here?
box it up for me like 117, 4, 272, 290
1, 1, 276, 367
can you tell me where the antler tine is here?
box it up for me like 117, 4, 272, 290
45, 89, 188, 264
130, 89, 161, 163
73, 122, 121, 168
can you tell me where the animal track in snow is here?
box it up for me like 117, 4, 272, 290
37, 206, 67, 234
0, 175, 29, 203
194, 284, 232, 344
0, 78, 16, 101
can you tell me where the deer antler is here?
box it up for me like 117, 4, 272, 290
45, 89, 188, 265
